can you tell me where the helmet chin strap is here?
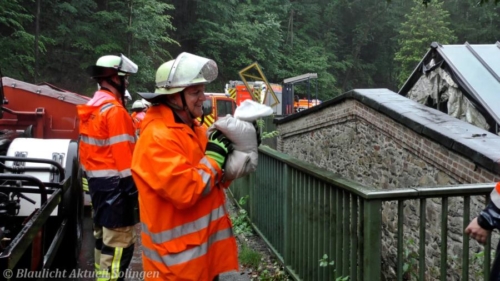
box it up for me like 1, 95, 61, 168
106, 76, 126, 106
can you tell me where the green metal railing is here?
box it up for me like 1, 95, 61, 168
229, 146, 495, 281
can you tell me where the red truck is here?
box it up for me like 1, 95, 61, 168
0, 76, 88, 279
200, 92, 237, 128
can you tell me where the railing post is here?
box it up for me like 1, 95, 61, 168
363, 199, 382, 281
248, 171, 255, 220
283, 163, 291, 267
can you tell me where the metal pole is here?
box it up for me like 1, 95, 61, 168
307, 79, 310, 108
316, 78, 318, 102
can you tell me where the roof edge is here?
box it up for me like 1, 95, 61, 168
276, 88, 500, 176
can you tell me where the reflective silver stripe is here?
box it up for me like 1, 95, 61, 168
100, 103, 115, 113
142, 205, 226, 244
143, 228, 233, 267
201, 180, 211, 196
120, 168, 132, 177
199, 157, 216, 195
81, 134, 135, 146
491, 187, 500, 208
87, 169, 119, 178
198, 169, 211, 196
200, 157, 217, 176
109, 134, 136, 144
86, 168, 131, 178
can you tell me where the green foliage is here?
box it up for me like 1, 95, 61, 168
471, 248, 496, 280
402, 238, 419, 280
319, 254, 335, 268
444, 0, 500, 44
0, 0, 36, 79
21, 0, 178, 96
231, 196, 253, 236
2, 0, 500, 104
239, 244, 262, 268
188, 0, 286, 90
127, 0, 178, 93
257, 266, 289, 281
319, 254, 350, 281
255, 118, 279, 141
394, 0, 457, 88
262, 131, 280, 140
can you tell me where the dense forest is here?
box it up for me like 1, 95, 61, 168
1, 0, 499, 101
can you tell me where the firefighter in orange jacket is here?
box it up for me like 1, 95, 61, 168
78, 54, 138, 281
130, 99, 150, 136
131, 52, 238, 281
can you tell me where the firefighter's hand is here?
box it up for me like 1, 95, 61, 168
205, 130, 232, 169
253, 121, 261, 146
465, 217, 490, 245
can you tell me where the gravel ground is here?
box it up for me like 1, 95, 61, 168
75, 195, 289, 281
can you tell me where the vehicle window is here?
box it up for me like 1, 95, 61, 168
217, 100, 233, 117
203, 99, 213, 115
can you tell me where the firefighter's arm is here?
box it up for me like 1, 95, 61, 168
107, 107, 136, 174
465, 201, 500, 245
477, 201, 500, 230
465, 217, 490, 245
478, 184, 500, 231
132, 131, 224, 210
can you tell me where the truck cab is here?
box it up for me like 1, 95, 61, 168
201, 93, 236, 127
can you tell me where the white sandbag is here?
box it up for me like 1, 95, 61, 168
234, 99, 274, 121
208, 115, 257, 180
208, 100, 273, 180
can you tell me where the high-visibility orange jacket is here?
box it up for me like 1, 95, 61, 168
78, 90, 138, 227
131, 104, 238, 281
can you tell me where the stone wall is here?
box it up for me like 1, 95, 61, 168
275, 93, 500, 280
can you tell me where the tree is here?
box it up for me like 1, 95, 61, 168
171, 0, 288, 92
443, 0, 500, 44
34, 0, 177, 96
0, 0, 38, 79
394, 0, 456, 87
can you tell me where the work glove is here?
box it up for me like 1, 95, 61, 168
253, 121, 262, 146
205, 130, 233, 169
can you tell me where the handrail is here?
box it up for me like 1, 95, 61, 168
232, 146, 496, 281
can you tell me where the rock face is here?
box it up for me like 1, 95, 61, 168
276, 98, 500, 280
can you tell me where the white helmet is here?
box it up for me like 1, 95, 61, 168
131, 99, 147, 110
88, 54, 138, 78
141, 98, 151, 108
138, 52, 218, 100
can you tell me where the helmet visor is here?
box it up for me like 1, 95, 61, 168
124, 90, 132, 101
118, 54, 138, 74
157, 52, 218, 89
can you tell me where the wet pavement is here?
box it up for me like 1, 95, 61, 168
76, 207, 249, 281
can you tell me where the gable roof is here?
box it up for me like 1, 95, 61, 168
399, 42, 500, 131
